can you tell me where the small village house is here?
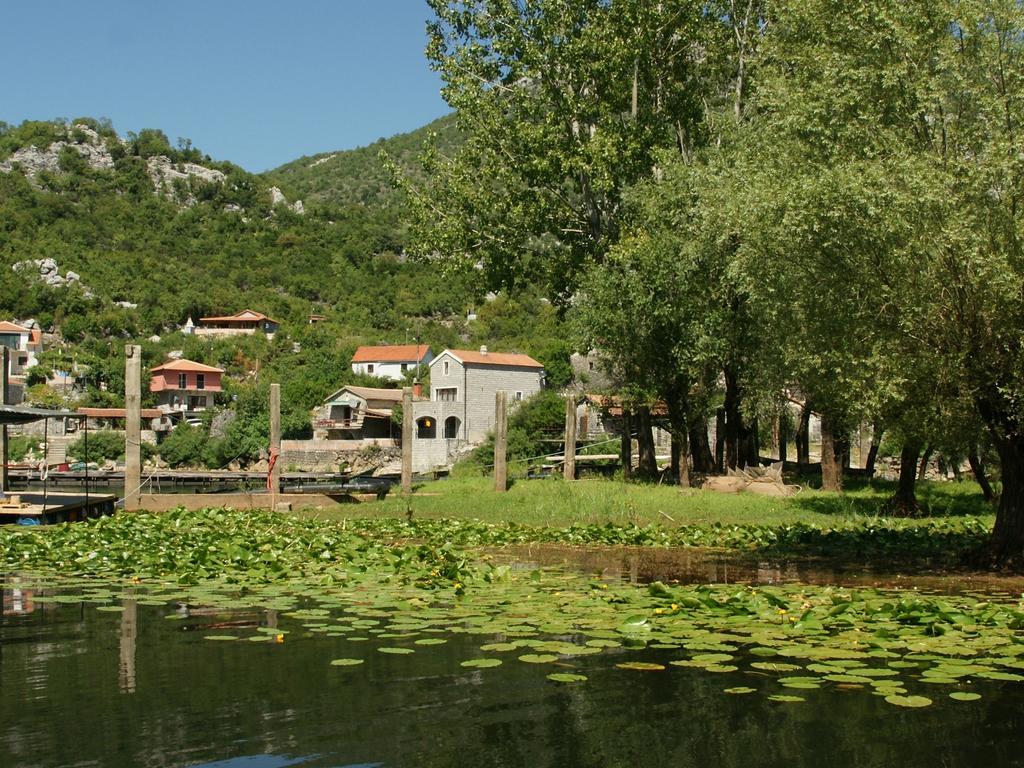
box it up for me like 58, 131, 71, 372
191, 310, 279, 339
149, 359, 224, 416
411, 347, 544, 470
0, 321, 42, 378
350, 344, 432, 382
312, 385, 403, 442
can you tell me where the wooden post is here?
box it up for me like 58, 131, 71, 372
1, 347, 8, 493
401, 387, 413, 494
620, 410, 632, 480
494, 390, 508, 492
563, 395, 577, 481
124, 344, 142, 511
269, 383, 281, 504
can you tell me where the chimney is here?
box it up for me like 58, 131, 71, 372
479, 345, 488, 355
412, 378, 422, 399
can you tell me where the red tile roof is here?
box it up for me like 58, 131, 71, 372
351, 344, 431, 363
445, 349, 544, 369
0, 321, 30, 334
199, 309, 278, 324
150, 359, 225, 374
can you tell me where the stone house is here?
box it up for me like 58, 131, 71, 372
149, 359, 224, 417
350, 344, 432, 382
192, 309, 279, 339
312, 385, 403, 443
411, 347, 544, 471
0, 321, 42, 378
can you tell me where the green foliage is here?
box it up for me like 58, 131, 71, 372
158, 423, 208, 468
8, 435, 41, 462
67, 430, 124, 463
468, 389, 567, 470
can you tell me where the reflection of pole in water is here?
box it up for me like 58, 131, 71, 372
629, 555, 638, 585
119, 598, 137, 694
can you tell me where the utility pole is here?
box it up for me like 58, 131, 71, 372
401, 387, 413, 494
1, 347, 8, 494
124, 345, 141, 511
269, 383, 281, 505
494, 390, 508, 492
563, 395, 577, 481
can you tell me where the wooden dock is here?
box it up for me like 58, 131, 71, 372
0, 491, 117, 524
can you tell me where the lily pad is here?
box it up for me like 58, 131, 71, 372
949, 692, 982, 701
547, 673, 588, 683
377, 647, 414, 655
518, 654, 559, 664
615, 662, 666, 671
330, 658, 364, 666
724, 686, 756, 694
884, 695, 933, 708
461, 658, 503, 668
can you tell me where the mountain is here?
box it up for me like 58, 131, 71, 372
0, 116, 570, 428
264, 113, 460, 210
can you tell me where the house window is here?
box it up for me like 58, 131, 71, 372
435, 387, 457, 402
401, 363, 408, 372
515, 391, 523, 401
589, 361, 595, 371
196, 374, 205, 390
367, 364, 375, 374
444, 416, 461, 439
416, 416, 436, 439
443, 360, 449, 376
177, 373, 187, 389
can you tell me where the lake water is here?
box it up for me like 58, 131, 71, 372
3, 556, 1024, 768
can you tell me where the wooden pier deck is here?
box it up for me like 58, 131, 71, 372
0, 492, 117, 524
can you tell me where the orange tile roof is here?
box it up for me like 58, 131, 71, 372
199, 309, 278, 324
351, 344, 431, 363
445, 349, 544, 369
0, 321, 30, 334
150, 358, 224, 374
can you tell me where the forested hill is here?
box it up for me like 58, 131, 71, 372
264, 113, 459, 209
0, 116, 569, 433
0, 116, 478, 338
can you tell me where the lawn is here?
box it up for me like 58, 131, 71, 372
295, 473, 995, 529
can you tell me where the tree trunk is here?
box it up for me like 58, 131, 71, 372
667, 388, 691, 488
714, 408, 726, 473
968, 451, 994, 503
620, 411, 632, 480
777, 412, 788, 464
988, 435, 1024, 563
865, 426, 883, 477
819, 412, 843, 492
886, 439, 922, 516
724, 365, 754, 468
917, 444, 934, 481
743, 415, 759, 467
689, 417, 714, 474
636, 406, 658, 478
796, 403, 811, 465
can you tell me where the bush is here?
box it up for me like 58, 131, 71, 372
464, 390, 566, 472
8, 435, 41, 462
67, 430, 124, 463
158, 423, 207, 468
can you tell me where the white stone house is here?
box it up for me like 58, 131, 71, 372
350, 344, 432, 382
194, 310, 279, 339
0, 321, 42, 378
411, 347, 544, 471
312, 385, 403, 443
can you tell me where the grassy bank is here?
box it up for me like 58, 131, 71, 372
297, 475, 994, 529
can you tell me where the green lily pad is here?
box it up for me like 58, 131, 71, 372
518, 654, 559, 664
330, 658, 364, 666
884, 695, 933, 708
203, 635, 237, 641
949, 692, 981, 701
724, 686, 756, 694
768, 694, 805, 702
377, 647, 414, 655
414, 638, 448, 646
547, 673, 587, 683
615, 662, 666, 671
461, 658, 503, 668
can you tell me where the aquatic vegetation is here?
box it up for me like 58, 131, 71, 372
2, 507, 1022, 711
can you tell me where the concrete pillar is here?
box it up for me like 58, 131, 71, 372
401, 387, 413, 494
269, 383, 281, 502
494, 390, 508, 492
124, 345, 141, 511
563, 395, 577, 481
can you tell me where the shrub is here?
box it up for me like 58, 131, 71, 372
158, 423, 207, 468
67, 430, 124, 463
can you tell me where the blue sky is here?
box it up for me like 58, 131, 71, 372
0, 1, 450, 171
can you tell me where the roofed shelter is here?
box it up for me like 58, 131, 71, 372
195, 309, 279, 339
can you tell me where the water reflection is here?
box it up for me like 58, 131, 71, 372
489, 543, 1024, 593
119, 597, 137, 694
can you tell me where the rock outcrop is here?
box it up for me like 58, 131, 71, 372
0, 124, 115, 179
12, 258, 94, 297
269, 186, 305, 215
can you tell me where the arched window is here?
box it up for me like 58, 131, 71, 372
416, 416, 436, 439
444, 416, 461, 439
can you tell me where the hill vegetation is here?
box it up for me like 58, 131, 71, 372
0, 116, 569, 464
